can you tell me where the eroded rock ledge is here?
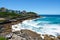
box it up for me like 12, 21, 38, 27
9, 29, 60, 40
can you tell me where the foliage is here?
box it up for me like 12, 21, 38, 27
0, 7, 39, 19
0, 12, 20, 19
0, 37, 8, 40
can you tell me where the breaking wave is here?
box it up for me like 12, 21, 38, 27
21, 17, 60, 36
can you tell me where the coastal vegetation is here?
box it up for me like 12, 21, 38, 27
0, 7, 39, 19
0, 7, 60, 40
0, 7, 40, 40
0, 36, 8, 40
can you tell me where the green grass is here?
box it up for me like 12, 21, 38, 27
0, 37, 8, 40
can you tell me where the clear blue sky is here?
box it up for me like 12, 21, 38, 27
0, 0, 60, 15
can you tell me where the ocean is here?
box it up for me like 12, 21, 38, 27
21, 15, 60, 36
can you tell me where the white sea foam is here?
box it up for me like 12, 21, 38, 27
22, 20, 60, 36
12, 23, 22, 32
12, 17, 60, 36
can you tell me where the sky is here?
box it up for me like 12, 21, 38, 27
0, 0, 60, 15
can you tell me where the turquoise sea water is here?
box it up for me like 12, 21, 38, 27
22, 15, 60, 36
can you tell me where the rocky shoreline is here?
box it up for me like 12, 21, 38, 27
2, 29, 58, 40
0, 17, 60, 40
